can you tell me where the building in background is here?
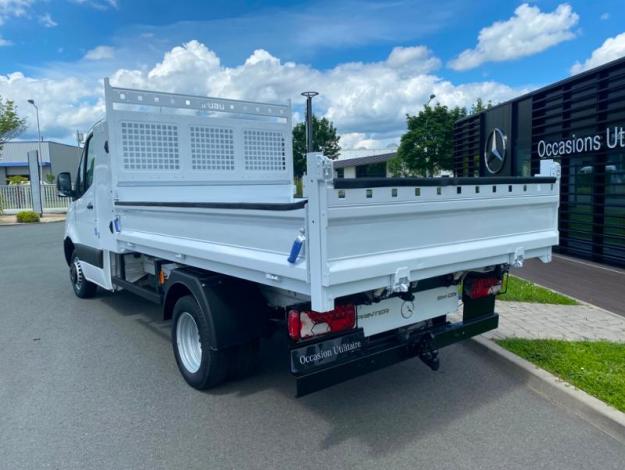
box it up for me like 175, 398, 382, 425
454, 56, 625, 267
0, 141, 82, 184
334, 149, 396, 178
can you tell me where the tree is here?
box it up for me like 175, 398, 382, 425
469, 97, 493, 115
0, 96, 26, 150
389, 99, 492, 177
292, 116, 340, 177
389, 104, 466, 177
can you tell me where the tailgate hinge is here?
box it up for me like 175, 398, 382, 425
391, 267, 410, 293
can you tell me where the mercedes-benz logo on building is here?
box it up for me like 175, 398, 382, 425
484, 128, 507, 174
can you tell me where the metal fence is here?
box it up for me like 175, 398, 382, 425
0, 184, 69, 214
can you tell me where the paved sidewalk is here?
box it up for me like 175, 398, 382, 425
463, 301, 625, 342
517, 255, 625, 318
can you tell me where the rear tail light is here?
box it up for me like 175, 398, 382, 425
465, 277, 502, 300
288, 304, 356, 341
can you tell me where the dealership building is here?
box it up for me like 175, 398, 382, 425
454, 56, 625, 268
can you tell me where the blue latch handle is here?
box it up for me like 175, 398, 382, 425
287, 229, 306, 264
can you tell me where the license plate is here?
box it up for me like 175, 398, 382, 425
357, 286, 458, 337
290, 330, 365, 374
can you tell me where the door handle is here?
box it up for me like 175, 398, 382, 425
87, 203, 94, 210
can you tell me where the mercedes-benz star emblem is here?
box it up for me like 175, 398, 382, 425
484, 128, 507, 174
401, 301, 415, 319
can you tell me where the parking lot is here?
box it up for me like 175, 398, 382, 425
2, 222, 625, 469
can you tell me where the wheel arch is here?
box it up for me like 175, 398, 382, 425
63, 237, 75, 266
163, 269, 267, 350
163, 282, 193, 321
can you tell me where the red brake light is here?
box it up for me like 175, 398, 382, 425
466, 277, 501, 299
288, 304, 356, 341
288, 309, 301, 340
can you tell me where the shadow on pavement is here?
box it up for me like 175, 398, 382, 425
97, 284, 521, 457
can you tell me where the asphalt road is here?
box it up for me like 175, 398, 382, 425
2, 223, 625, 470
517, 254, 625, 317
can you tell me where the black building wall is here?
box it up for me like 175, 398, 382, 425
454, 56, 625, 267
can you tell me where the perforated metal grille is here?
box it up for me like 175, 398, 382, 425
190, 126, 235, 170
121, 121, 179, 170
243, 129, 286, 171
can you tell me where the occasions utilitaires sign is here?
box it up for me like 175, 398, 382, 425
538, 126, 625, 158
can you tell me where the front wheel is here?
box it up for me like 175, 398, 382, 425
172, 295, 229, 390
70, 251, 98, 298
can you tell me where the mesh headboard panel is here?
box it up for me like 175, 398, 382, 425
190, 126, 235, 171
106, 81, 293, 191
243, 129, 287, 171
121, 121, 180, 171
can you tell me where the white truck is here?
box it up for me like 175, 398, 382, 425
57, 80, 560, 396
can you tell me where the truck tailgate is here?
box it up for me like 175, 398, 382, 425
304, 155, 559, 311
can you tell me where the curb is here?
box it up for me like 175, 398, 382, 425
469, 335, 625, 445
0, 219, 65, 227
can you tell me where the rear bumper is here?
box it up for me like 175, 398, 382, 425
294, 312, 499, 397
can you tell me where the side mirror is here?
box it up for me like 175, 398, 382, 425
57, 172, 74, 198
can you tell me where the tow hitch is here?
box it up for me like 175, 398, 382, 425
419, 349, 440, 371
418, 333, 440, 371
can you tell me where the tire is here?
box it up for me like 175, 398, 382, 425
70, 251, 98, 299
228, 339, 260, 380
172, 295, 229, 390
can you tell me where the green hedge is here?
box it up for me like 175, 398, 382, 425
16, 210, 40, 223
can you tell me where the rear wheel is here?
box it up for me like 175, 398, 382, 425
70, 251, 97, 298
172, 295, 229, 390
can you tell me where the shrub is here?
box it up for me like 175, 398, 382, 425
8, 175, 28, 185
294, 177, 303, 198
16, 210, 40, 223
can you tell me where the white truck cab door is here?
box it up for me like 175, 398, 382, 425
71, 133, 107, 287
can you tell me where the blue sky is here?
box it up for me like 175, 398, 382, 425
1, 0, 625, 147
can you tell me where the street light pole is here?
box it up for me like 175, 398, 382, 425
301, 91, 319, 154
27, 99, 43, 183
423, 94, 436, 177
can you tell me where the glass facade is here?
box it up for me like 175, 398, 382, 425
454, 57, 625, 267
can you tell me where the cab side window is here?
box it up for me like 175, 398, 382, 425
75, 151, 84, 195
84, 137, 96, 191
74, 135, 94, 198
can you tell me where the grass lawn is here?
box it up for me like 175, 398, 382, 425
497, 276, 578, 305
498, 339, 625, 413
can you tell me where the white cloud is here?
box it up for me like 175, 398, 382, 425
600, 13, 610, 21
69, 0, 118, 10
0, 35, 12, 46
109, 41, 519, 136
570, 32, 625, 74
84, 45, 115, 61
1, 40, 527, 144
0, 0, 33, 25
38, 13, 57, 28
449, 3, 579, 71
340, 133, 390, 149
0, 72, 102, 140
